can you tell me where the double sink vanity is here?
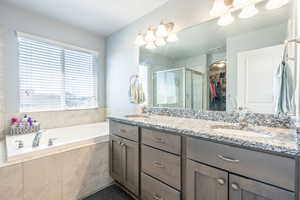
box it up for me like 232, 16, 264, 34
109, 0, 300, 199
108, 111, 299, 200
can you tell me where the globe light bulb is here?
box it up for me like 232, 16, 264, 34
167, 33, 178, 42
156, 23, 168, 37
145, 41, 156, 49
218, 12, 235, 26
134, 33, 146, 46
239, 5, 258, 18
210, 0, 229, 17
155, 37, 166, 46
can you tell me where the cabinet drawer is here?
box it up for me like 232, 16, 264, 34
187, 137, 295, 191
142, 128, 181, 155
142, 145, 181, 190
110, 120, 139, 142
141, 173, 180, 200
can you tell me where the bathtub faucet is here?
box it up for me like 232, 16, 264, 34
32, 131, 43, 147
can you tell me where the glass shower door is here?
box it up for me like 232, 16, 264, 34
153, 69, 183, 108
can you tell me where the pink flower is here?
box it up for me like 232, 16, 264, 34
11, 117, 19, 124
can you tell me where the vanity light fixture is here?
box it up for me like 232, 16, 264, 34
134, 21, 178, 47
135, 33, 146, 46
211, 0, 288, 26
218, 12, 235, 26
239, 4, 258, 18
266, 0, 289, 9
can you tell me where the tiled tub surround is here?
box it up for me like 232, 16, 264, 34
0, 122, 113, 200
108, 115, 299, 156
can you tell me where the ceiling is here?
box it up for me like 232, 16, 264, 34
143, 2, 290, 59
0, 0, 169, 36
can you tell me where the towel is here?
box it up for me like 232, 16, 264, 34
273, 61, 295, 114
129, 76, 145, 104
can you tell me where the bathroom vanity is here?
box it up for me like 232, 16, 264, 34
109, 114, 299, 200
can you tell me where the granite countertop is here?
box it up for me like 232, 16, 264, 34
108, 115, 299, 157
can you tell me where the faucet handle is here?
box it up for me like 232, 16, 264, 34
48, 138, 58, 146
15, 140, 24, 149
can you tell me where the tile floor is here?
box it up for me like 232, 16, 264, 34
84, 185, 133, 200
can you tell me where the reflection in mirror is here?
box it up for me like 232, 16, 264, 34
139, 1, 295, 114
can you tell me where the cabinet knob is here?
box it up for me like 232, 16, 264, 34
121, 142, 126, 147
217, 178, 225, 185
231, 183, 239, 190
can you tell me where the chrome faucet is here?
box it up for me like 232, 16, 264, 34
32, 131, 43, 147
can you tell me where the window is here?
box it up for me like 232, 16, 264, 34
18, 34, 98, 112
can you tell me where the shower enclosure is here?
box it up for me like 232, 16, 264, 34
152, 67, 204, 110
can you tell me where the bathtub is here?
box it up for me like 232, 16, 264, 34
5, 122, 109, 163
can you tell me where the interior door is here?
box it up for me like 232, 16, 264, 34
110, 135, 123, 184
229, 174, 294, 200
237, 45, 284, 114
185, 159, 228, 200
122, 138, 139, 195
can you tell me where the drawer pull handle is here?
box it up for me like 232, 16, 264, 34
217, 178, 225, 185
153, 194, 163, 200
231, 183, 239, 191
153, 161, 165, 168
217, 155, 240, 163
153, 137, 165, 144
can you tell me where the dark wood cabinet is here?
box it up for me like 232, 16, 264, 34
110, 135, 123, 184
110, 135, 139, 195
110, 120, 296, 200
229, 174, 294, 200
185, 159, 228, 200
122, 138, 139, 195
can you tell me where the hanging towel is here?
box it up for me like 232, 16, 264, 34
273, 49, 295, 114
129, 75, 145, 104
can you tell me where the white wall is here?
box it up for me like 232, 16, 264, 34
174, 54, 207, 70
0, 3, 106, 137
226, 23, 287, 111
106, 0, 214, 116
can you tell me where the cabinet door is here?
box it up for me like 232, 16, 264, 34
122, 138, 139, 196
110, 135, 124, 184
186, 159, 228, 200
229, 174, 295, 200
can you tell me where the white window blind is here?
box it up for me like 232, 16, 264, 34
18, 36, 98, 112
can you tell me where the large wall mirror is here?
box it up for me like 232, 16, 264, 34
138, 0, 296, 115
